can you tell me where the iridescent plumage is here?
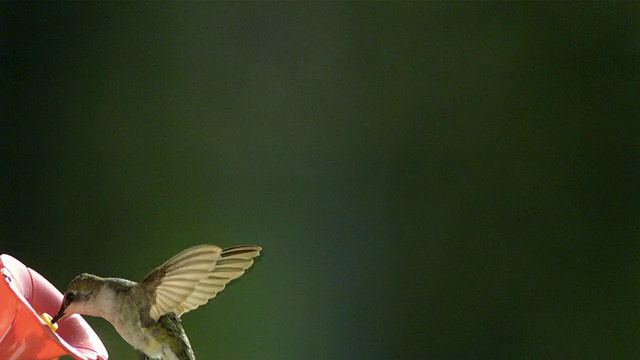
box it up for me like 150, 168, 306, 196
52, 245, 262, 360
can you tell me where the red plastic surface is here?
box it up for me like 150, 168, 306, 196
0, 254, 109, 360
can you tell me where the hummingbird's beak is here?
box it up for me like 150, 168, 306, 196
51, 305, 66, 324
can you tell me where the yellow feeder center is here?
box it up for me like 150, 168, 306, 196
40, 312, 58, 332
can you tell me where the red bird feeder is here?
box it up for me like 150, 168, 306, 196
0, 254, 108, 360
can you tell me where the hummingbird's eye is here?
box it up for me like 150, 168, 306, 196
66, 291, 76, 302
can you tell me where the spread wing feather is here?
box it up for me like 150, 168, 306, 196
141, 245, 262, 320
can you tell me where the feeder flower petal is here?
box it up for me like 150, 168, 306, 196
0, 254, 109, 360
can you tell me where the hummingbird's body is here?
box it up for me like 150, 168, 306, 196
52, 245, 262, 360
76, 276, 191, 360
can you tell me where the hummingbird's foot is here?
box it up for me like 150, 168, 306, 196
137, 350, 151, 360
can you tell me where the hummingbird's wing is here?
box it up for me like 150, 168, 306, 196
140, 245, 262, 321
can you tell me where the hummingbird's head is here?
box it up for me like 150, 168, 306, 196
51, 273, 104, 324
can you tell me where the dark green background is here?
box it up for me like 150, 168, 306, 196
2, 3, 639, 359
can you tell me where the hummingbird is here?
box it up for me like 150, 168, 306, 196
51, 244, 262, 360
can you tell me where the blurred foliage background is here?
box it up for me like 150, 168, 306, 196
2, 3, 639, 359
